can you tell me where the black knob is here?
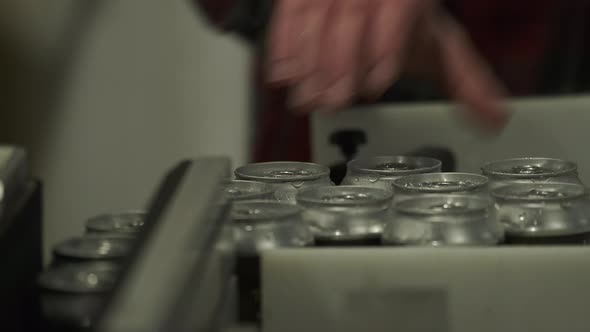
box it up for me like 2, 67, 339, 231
329, 129, 367, 161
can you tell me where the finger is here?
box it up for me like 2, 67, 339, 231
363, 0, 429, 99
434, 14, 509, 130
267, 0, 311, 84
288, 1, 333, 112
316, 0, 370, 110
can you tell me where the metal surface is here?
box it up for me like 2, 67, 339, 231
235, 162, 333, 204
0, 145, 28, 226
0, 145, 42, 332
96, 157, 232, 332
85, 211, 147, 235
52, 236, 134, 263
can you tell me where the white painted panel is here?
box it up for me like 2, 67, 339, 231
313, 96, 590, 183
265, 247, 590, 332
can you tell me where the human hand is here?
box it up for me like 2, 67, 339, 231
266, 0, 509, 130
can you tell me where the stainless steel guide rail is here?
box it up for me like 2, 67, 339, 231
0, 145, 42, 332
0, 145, 28, 227
96, 157, 233, 332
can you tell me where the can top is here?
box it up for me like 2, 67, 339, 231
39, 262, 119, 293
53, 236, 134, 260
393, 173, 488, 194
231, 200, 302, 222
396, 194, 491, 217
348, 156, 441, 177
297, 185, 392, 208
235, 161, 330, 183
221, 180, 274, 201
86, 211, 146, 234
492, 183, 587, 202
481, 157, 577, 179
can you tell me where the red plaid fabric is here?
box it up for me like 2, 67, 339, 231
447, 0, 558, 94
195, 0, 311, 162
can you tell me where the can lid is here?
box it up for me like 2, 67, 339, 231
393, 173, 488, 193
86, 211, 146, 233
481, 158, 577, 179
235, 161, 330, 183
39, 262, 119, 293
221, 180, 274, 201
348, 156, 441, 177
53, 236, 134, 260
297, 185, 392, 208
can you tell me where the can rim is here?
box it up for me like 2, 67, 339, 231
481, 157, 577, 179
492, 183, 588, 202
348, 156, 442, 177
393, 172, 488, 193
38, 262, 119, 293
222, 179, 274, 201
53, 236, 134, 260
395, 194, 492, 216
234, 161, 330, 183
296, 185, 393, 208
85, 210, 146, 233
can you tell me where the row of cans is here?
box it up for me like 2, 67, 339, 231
227, 157, 589, 249
38, 212, 146, 331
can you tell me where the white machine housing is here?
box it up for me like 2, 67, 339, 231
258, 96, 590, 332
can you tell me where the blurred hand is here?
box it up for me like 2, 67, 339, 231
266, 0, 509, 130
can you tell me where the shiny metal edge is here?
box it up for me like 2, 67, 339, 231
96, 157, 232, 332
0, 145, 28, 223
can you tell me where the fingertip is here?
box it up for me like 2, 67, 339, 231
362, 59, 397, 101
268, 59, 301, 84
317, 76, 355, 110
287, 77, 322, 111
488, 107, 512, 130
